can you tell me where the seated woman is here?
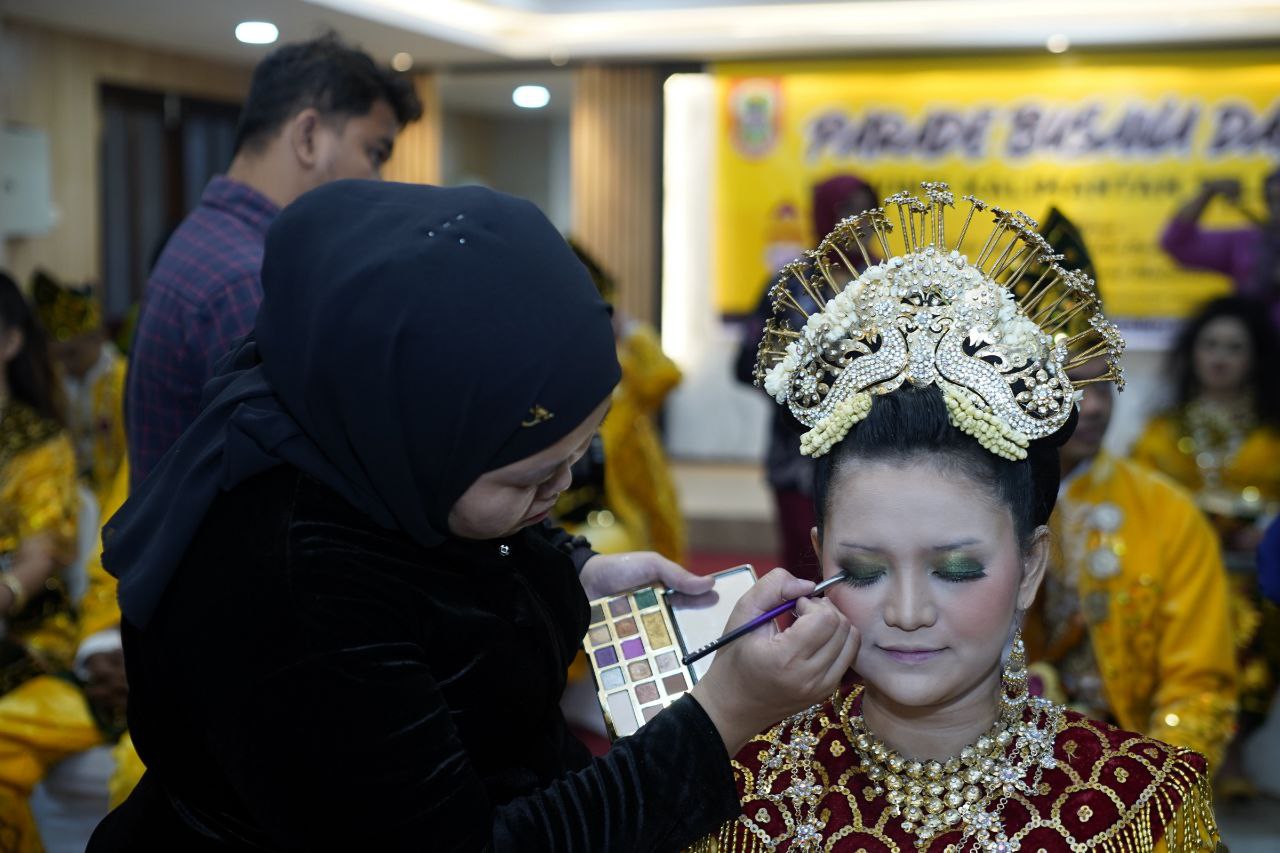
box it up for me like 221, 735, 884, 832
1132, 295, 1280, 555
694, 185, 1217, 852
1131, 294, 1280, 797
0, 271, 82, 847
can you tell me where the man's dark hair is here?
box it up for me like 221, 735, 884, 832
233, 33, 423, 154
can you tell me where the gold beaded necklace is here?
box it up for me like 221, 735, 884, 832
846, 637, 1064, 853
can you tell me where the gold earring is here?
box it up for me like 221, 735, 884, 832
1001, 627, 1029, 708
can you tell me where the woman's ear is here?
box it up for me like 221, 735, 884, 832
809, 526, 822, 569
1017, 525, 1052, 611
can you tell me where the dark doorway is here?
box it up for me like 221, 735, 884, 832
99, 85, 240, 321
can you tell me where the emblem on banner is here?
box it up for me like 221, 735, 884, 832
730, 77, 782, 159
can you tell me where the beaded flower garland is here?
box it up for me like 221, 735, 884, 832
755, 183, 1124, 459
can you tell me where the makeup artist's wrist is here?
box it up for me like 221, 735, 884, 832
689, 679, 756, 755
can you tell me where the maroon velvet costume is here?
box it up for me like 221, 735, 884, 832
693, 686, 1217, 853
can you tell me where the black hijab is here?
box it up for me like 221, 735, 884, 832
106, 180, 620, 627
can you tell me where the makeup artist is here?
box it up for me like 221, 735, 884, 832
88, 181, 858, 852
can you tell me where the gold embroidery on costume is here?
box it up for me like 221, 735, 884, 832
686, 688, 1220, 853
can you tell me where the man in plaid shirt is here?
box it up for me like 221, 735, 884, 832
127, 33, 422, 486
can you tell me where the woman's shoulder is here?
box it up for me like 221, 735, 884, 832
1037, 711, 1215, 850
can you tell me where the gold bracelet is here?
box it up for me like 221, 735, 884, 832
0, 572, 27, 617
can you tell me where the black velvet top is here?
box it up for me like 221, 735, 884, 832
89, 467, 738, 851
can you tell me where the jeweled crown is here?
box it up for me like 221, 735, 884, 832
755, 182, 1124, 460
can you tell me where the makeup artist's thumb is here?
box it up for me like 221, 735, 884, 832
651, 556, 715, 595
725, 568, 814, 629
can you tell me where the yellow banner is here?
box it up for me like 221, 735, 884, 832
714, 52, 1280, 325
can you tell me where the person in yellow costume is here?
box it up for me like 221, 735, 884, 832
553, 243, 685, 563
0, 461, 144, 852
1025, 354, 1238, 772
0, 271, 82, 851
1131, 294, 1280, 796
31, 271, 128, 511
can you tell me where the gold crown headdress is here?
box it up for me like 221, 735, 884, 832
755, 182, 1124, 460
32, 269, 102, 342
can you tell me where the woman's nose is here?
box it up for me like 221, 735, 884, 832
882, 571, 938, 631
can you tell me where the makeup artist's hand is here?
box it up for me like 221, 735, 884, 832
579, 551, 714, 600
689, 568, 859, 755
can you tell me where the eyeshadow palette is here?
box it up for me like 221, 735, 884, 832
583, 565, 757, 739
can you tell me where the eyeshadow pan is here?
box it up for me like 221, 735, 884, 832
635, 681, 660, 704
633, 588, 658, 609
600, 667, 625, 690
628, 660, 652, 680
588, 625, 611, 645
655, 651, 678, 673
621, 638, 645, 660
589, 604, 604, 624
615, 617, 638, 638
641, 612, 671, 648
594, 646, 618, 667
608, 597, 632, 617
607, 691, 640, 736
642, 705, 663, 722
663, 673, 688, 694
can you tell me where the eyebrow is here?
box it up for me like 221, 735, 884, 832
837, 538, 982, 552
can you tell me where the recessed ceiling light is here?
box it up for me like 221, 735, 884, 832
513, 85, 550, 109
1046, 33, 1070, 53
235, 21, 279, 45
392, 52, 413, 72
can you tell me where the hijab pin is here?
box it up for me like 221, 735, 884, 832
522, 405, 555, 428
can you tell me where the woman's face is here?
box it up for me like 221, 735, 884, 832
1192, 316, 1252, 396
815, 459, 1047, 712
447, 396, 610, 540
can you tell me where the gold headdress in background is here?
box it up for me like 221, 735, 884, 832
32, 269, 102, 342
755, 182, 1124, 460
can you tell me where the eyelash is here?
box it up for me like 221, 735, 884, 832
837, 563, 988, 587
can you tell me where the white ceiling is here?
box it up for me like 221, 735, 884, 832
3, 0, 1279, 71
0, 0, 499, 67
315, 0, 1280, 61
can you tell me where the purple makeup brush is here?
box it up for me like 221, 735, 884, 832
681, 575, 844, 666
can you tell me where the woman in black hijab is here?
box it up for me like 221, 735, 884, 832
89, 181, 857, 852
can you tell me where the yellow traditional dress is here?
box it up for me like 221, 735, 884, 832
0, 401, 80, 851
695, 685, 1218, 853
556, 322, 685, 562
0, 402, 79, 684
0, 461, 144, 851
1132, 405, 1280, 533
61, 344, 127, 511
1026, 452, 1237, 770
1132, 407, 1280, 720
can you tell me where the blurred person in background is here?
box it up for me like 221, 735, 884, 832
1024, 211, 1236, 778
735, 175, 878, 581
553, 242, 685, 563
32, 270, 127, 510
1161, 171, 1280, 331
1026, 355, 1237, 774
0, 271, 82, 850
1132, 295, 1280, 797
126, 32, 422, 486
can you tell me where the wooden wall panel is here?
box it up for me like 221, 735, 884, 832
0, 19, 251, 284
571, 65, 660, 325
381, 72, 441, 186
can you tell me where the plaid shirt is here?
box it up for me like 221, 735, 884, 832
126, 176, 279, 486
